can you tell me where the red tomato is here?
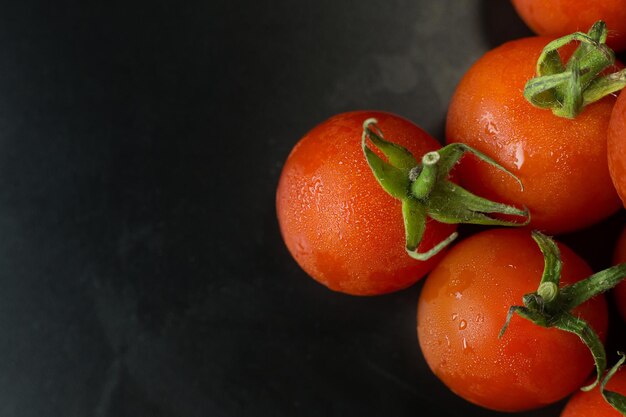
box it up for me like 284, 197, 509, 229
613, 226, 626, 321
608, 90, 626, 207
561, 368, 626, 417
446, 36, 621, 234
511, 0, 626, 51
417, 229, 608, 412
276, 111, 456, 295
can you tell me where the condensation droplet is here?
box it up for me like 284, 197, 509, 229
514, 144, 525, 169
480, 111, 499, 135
459, 319, 467, 330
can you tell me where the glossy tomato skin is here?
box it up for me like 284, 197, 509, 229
512, 0, 626, 51
613, 226, 626, 321
561, 368, 626, 417
276, 111, 456, 296
446, 36, 621, 234
417, 229, 608, 412
608, 90, 626, 208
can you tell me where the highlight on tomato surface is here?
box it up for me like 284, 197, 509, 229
417, 228, 626, 412
608, 90, 626, 208
446, 22, 624, 234
276, 111, 528, 296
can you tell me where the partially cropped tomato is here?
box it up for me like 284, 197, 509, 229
512, 0, 626, 51
561, 368, 626, 417
446, 36, 622, 234
608, 90, 626, 207
276, 111, 456, 295
613, 225, 626, 321
417, 229, 608, 412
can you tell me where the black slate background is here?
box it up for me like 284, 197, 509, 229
0, 1, 624, 416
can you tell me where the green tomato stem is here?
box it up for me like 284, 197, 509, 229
501, 231, 626, 393
560, 263, 626, 311
410, 152, 439, 200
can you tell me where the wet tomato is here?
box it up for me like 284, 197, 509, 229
608, 90, 626, 208
446, 36, 621, 234
417, 229, 608, 412
276, 111, 456, 295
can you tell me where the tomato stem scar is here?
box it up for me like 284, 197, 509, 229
411, 152, 439, 200
537, 282, 558, 303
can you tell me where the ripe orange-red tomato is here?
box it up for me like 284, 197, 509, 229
613, 226, 626, 321
561, 368, 626, 417
608, 90, 626, 207
511, 0, 626, 51
417, 229, 608, 412
276, 111, 456, 295
446, 36, 621, 234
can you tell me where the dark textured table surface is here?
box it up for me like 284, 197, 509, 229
1, 1, 625, 416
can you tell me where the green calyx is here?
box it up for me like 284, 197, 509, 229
361, 118, 529, 261
524, 20, 626, 119
500, 231, 626, 393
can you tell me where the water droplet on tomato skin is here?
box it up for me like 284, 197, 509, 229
295, 237, 311, 256
459, 319, 467, 330
480, 111, 500, 136
446, 271, 475, 298
514, 144, 525, 169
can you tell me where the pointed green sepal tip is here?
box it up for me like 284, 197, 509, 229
524, 20, 626, 118
406, 231, 458, 261
362, 118, 417, 171
425, 143, 530, 227
500, 232, 626, 396
601, 352, 626, 414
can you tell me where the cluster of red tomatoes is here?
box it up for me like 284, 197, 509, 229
276, 2, 626, 415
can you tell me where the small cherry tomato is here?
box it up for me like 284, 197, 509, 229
276, 111, 456, 295
613, 225, 626, 321
446, 36, 621, 234
511, 0, 626, 51
608, 90, 626, 208
417, 229, 608, 412
561, 368, 626, 417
